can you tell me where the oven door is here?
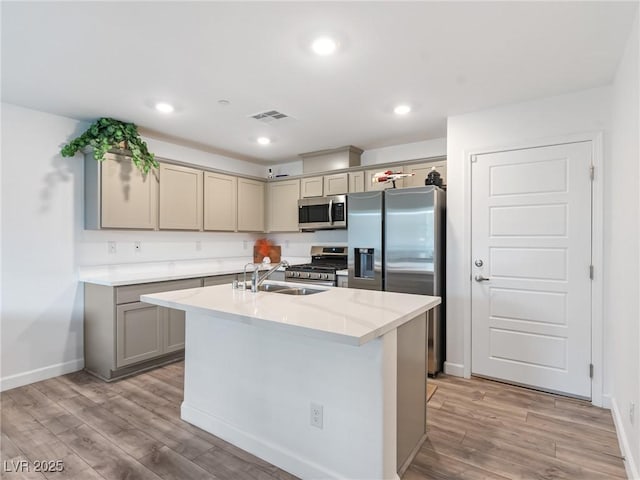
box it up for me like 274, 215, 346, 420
286, 277, 336, 287
298, 195, 347, 231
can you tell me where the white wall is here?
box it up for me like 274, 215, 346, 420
445, 86, 612, 377
608, 10, 639, 479
270, 137, 447, 176
1, 104, 87, 388
0, 103, 345, 390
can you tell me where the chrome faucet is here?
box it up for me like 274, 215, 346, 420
242, 263, 259, 291
253, 260, 290, 292
240, 260, 290, 292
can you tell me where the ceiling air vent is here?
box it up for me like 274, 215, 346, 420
250, 110, 290, 123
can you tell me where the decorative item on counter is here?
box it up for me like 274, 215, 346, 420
371, 170, 415, 188
253, 238, 282, 264
424, 166, 443, 187
61, 117, 158, 174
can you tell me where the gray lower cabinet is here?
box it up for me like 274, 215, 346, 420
203, 273, 238, 286
84, 277, 202, 381
116, 302, 164, 367
163, 307, 186, 353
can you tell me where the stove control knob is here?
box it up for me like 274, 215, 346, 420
294, 272, 300, 278
323, 274, 329, 280
302, 272, 310, 279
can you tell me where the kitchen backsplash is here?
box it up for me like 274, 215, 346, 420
78, 229, 347, 266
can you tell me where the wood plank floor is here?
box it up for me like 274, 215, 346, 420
406, 375, 626, 480
0, 363, 625, 480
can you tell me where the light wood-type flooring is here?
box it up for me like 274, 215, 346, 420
0, 362, 625, 480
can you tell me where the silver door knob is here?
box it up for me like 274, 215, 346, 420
474, 275, 490, 282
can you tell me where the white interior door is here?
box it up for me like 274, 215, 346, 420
471, 141, 592, 398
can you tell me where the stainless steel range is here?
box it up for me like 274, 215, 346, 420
285, 246, 347, 286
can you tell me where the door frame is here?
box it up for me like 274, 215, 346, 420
461, 131, 604, 406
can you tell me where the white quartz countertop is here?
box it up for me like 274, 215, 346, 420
78, 257, 310, 286
141, 281, 440, 345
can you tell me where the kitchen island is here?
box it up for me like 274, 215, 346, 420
141, 282, 440, 480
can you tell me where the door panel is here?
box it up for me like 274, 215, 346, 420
471, 141, 592, 398
163, 307, 186, 353
116, 302, 163, 368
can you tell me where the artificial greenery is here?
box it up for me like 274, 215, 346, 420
61, 117, 158, 174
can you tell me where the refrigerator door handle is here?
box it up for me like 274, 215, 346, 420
328, 199, 333, 225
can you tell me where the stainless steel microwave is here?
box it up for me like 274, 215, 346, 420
298, 195, 347, 231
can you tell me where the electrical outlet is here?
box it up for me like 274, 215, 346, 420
310, 403, 323, 429
108, 241, 116, 254
134, 241, 142, 253
196, 240, 202, 251
630, 402, 635, 425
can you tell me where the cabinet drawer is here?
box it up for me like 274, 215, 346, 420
116, 278, 202, 305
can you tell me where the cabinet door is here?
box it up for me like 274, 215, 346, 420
268, 179, 300, 232
162, 307, 185, 353
348, 172, 365, 193
159, 163, 203, 230
116, 302, 163, 368
365, 167, 405, 191
301, 176, 323, 198
323, 173, 348, 196
403, 161, 447, 188
237, 178, 265, 232
101, 155, 158, 229
204, 172, 237, 231
203, 274, 238, 286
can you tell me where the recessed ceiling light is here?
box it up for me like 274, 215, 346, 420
155, 102, 174, 113
257, 137, 271, 145
394, 104, 411, 115
311, 36, 337, 56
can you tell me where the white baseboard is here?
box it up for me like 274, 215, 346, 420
602, 393, 612, 410
182, 403, 347, 480
443, 361, 465, 377
0, 358, 84, 392
610, 397, 640, 480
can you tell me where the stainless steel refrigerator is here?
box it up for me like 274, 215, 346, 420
347, 186, 446, 375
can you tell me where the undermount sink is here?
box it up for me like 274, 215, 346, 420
257, 284, 324, 295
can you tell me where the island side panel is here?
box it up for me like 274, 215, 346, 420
181, 311, 393, 480
396, 312, 428, 474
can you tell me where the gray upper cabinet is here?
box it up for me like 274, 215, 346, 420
159, 163, 203, 230
403, 161, 447, 188
348, 171, 365, 193
85, 152, 159, 230
365, 166, 405, 191
301, 176, 324, 197
323, 173, 348, 195
237, 178, 265, 232
204, 172, 237, 231
268, 179, 300, 232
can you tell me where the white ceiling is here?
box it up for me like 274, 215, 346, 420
2, 1, 637, 165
